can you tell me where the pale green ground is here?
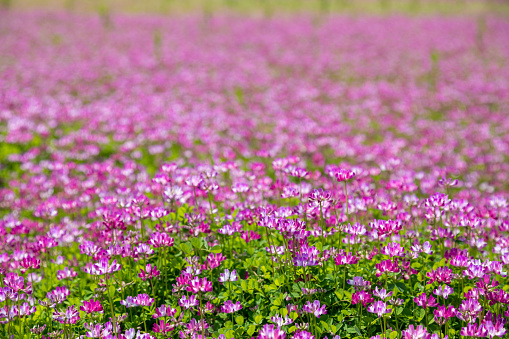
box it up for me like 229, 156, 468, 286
3, 0, 509, 15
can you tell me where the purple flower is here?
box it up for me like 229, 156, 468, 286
80, 299, 103, 314
56, 267, 77, 281
219, 269, 238, 283
457, 299, 482, 323
85, 258, 121, 276
302, 300, 327, 318
402, 325, 430, 339
139, 263, 161, 281
221, 300, 242, 314
433, 305, 456, 325
179, 295, 199, 309
153, 304, 177, 319
484, 319, 507, 338
53, 306, 80, 324
460, 323, 487, 337
121, 294, 154, 308
271, 314, 293, 326
187, 277, 213, 293
433, 285, 454, 300
294, 330, 315, 339
413, 293, 438, 309
373, 287, 393, 300
367, 301, 391, 318
258, 324, 286, 339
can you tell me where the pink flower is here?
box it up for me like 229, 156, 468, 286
219, 269, 238, 283
148, 232, 174, 247
433, 285, 454, 300
367, 301, 391, 317
457, 298, 482, 323
80, 299, 103, 314
188, 277, 213, 293
56, 267, 77, 281
373, 287, 393, 300
18, 302, 36, 317
85, 258, 121, 276
53, 306, 80, 324
375, 259, 399, 277
427, 267, 453, 284
382, 243, 406, 257
153, 320, 174, 334
335, 253, 358, 265
258, 324, 286, 339
120, 294, 154, 308
335, 169, 356, 182
484, 319, 507, 338
402, 325, 430, 339
302, 300, 327, 318
413, 293, 438, 309
221, 300, 242, 313
179, 295, 199, 309
294, 246, 320, 267
294, 331, 315, 339
19, 256, 41, 273
352, 291, 374, 307
47, 286, 70, 304
433, 305, 456, 325
3, 273, 24, 292
271, 314, 293, 326
139, 263, 160, 281
206, 253, 226, 270
153, 304, 177, 319
460, 323, 487, 337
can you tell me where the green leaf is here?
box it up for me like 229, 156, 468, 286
254, 314, 263, 324
395, 282, 407, 292
411, 261, 421, 269
320, 321, 329, 331
266, 284, 277, 291
414, 308, 425, 321
288, 326, 297, 333
389, 331, 398, 339
241, 280, 248, 291
235, 315, 244, 325
211, 246, 222, 253
247, 325, 256, 336
180, 242, 193, 254
346, 327, 358, 334
191, 237, 202, 249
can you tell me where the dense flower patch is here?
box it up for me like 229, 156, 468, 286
0, 12, 509, 339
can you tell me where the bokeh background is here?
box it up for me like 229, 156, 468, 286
4, 0, 509, 15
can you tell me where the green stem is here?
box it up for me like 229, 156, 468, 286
344, 181, 349, 224
106, 277, 118, 337
199, 293, 205, 339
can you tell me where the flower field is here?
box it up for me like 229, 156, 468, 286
0, 9, 509, 339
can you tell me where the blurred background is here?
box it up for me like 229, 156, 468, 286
3, 0, 509, 15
